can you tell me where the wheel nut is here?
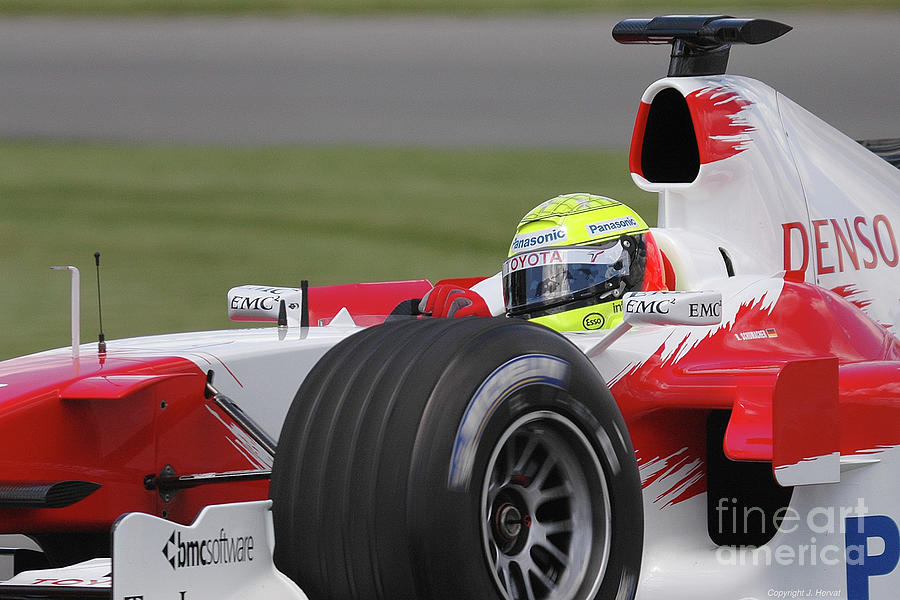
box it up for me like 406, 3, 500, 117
497, 503, 526, 538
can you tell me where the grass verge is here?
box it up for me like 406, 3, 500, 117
0, 141, 654, 359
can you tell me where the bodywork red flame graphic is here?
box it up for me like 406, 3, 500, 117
637, 446, 705, 509
685, 85, 756, 164
831, 284, 873, 312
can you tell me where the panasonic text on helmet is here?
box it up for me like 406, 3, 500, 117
585, 216, 640, 237
509, 226, 568, 254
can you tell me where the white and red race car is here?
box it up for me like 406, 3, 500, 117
1, 15, 898, 600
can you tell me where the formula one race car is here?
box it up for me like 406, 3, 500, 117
1, 15, 899, 600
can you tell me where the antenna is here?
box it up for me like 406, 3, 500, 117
94, 252, 106, 353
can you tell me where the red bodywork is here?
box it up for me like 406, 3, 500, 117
0, 280, 437, 535
613, 280, 900, 507
0, 354, 267, 533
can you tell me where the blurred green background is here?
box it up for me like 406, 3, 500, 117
1, 2, 894, 358
1, 143, 651, 358
1, 0, 897, 14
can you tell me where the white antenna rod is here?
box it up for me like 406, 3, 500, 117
51, 265, 80, 359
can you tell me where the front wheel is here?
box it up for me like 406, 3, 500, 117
270, 317, 642, 600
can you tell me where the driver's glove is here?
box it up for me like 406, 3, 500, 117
419, 284, 492, 319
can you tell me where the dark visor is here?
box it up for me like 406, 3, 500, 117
502, 243, 632, 316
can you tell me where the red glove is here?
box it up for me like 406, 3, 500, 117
419, 284, 492, 318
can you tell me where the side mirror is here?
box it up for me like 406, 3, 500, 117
623, 290, 722, 326
228, 285, 303, 326
588, 290, 722, 357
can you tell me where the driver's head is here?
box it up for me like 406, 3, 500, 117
502, 193, 666, 331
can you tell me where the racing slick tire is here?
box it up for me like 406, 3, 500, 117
270, 317, 642, 600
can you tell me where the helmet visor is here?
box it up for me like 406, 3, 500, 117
502, 241, 632, 316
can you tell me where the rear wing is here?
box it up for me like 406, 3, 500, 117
612, 15, 791, 77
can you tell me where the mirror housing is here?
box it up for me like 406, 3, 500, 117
623, 290, 723, 326
228, 285, 303, 326
588, 290, 722, 358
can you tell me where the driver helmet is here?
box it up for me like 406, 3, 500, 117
502, 193, 666, 331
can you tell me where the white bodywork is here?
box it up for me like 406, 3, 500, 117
635, 76, 899, 334
0, 501, 308, 600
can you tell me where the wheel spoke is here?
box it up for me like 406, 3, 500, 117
499, 567, 513, 597
491, 460, 506, 490
543, 519, 574, 535
535, 484, 571, 502
529, 564, 559, 595
529, 520, 571, 568
540, 539, 571, 568
521, 566, 539, 600
513, 437, 539, 473
504, 437, 518, 480
532, 455, 557, 489
496, 554, 514, 597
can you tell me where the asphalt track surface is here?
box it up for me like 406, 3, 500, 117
0, 13, 897, 148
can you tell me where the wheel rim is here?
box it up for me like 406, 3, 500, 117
481, 410, 611, 600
